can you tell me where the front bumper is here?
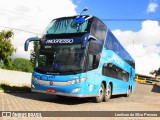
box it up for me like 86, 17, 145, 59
31, 89, 97, 98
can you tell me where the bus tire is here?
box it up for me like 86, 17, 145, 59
94, 83, 105, 103
104, 84, 112, 102
126, 87, 131, 97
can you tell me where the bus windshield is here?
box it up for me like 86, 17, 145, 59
43, 17, 89, 34
35, 44, 85, 74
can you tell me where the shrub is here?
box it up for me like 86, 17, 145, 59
12, 58, 33, 72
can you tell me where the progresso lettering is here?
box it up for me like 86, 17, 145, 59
45, 39, 74, 44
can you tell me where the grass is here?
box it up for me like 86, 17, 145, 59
0, 85, 2, 90
0, 83, 31, 92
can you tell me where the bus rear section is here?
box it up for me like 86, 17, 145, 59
103, 30, 135, 97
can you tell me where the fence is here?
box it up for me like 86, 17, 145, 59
0, 69, 32, 86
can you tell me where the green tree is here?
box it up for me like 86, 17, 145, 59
0, 30, 16, 69
30, 41, 39, 67
154, 68, 160, 76
12, 58, 33, 72
150, 67, 160, 79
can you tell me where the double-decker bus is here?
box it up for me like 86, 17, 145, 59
24, 15, 135, 103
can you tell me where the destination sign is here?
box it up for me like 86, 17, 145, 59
45, 39, 74, 44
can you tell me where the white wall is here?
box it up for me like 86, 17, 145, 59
0, 69, 32, 86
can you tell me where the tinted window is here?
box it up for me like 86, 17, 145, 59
105, 30, 135, 68
88, 40, 103, 55
36, 44, 85, 73
102, 63, 129, 81
43, 16, 92, 35
90, 18, 107, 41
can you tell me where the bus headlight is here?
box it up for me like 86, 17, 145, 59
72, 88, 80, 93
31, 84, 35, 88
68, 77, 87, 85
32, 76, 39, 82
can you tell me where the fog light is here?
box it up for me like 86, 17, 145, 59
72, 88, 80, 93
31, 84, 35, 88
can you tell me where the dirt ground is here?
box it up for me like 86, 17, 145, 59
0, 83, 160, 120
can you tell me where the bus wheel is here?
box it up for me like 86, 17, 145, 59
126, 88, 131, 97
104, 84, 112, 102
94, 83, 105, 103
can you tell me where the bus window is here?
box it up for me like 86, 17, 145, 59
38, 55, 46, 67
88, 54, 94, 70
122, 71, 129, 82
90, 17, 107, 41
102, 63, 129, 81
88, 54, 100, 70
88, 40, 103, 55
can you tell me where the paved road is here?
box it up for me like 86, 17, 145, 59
0, 83, 160, 120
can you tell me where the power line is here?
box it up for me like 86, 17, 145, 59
102, 18, 160, 21
111, 8, 146, 19
0, 25, 41, 35
0, 24, 159, 60
1, 18, 159, 35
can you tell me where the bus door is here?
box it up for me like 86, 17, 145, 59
84, 40, 103, 95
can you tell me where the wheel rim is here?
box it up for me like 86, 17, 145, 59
98, 86, 104, 99
106, 85, 111, 99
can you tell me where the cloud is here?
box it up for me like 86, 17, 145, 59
112, 20, 160, 75
0, 0, 77, 59
1, 0, 160, 76
147, 2, 159, 13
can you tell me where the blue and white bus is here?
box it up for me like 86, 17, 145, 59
24, 15, 135, 103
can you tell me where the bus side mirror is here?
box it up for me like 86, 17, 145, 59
81, 33, 97, 48
88, 40, 103, 55
24, 37, 41, 51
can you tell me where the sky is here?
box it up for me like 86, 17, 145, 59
0, 0, 160, 76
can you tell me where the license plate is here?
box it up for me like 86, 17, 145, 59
46, 88, 56, 93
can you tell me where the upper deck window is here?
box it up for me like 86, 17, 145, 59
43, 16, 92, 34
90, 18, 107, 41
